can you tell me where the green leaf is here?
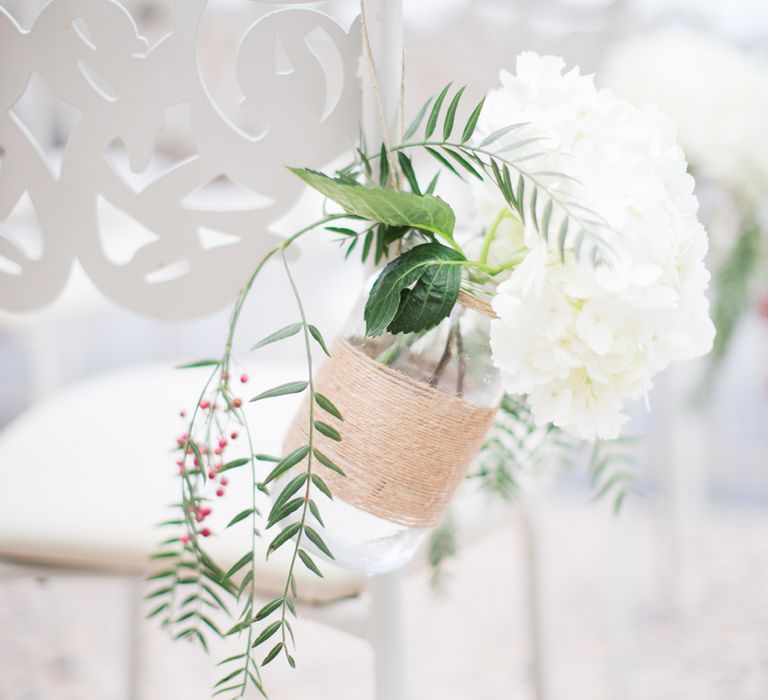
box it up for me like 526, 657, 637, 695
314, 421, 341, 441
361, 229, 373, 262
397, 152, 421, 195
271, 473, 308, 513
250, 380, 308, 403
440, 147, 482, 180
315, 393, 343, 421
304, 526, 334, 559
255, 597, 284, 621
308, 325, 330, 356
379, 143, 390, 187
218, 457, 249, 473
252, 621, 282, 648
261, 642, 284, 666
424, 146, 463, 180
311, 474, 333, 499
365, 242, 464, 337
313, 449, 346, 476
226, 508, 255, 528
289, 169, 455, 239
266, 522, 301, 556
298, 549, 323, 577
425, 83, 452, 139
251, 323, 303, 351
308, 499, 324, 526
224, 551, 253, 581
443, 85, 465, 140
425, 171, 441, 195
176, 359, 220, 369
541, 199, 553, 243
477, 122, 530, 148
403, 94, 434, 142
364, 242, 464, 336
461, 97, 485, 143
267, 497, 304, 528
263, 445, 310, 485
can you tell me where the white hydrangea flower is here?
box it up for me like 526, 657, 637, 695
482, 53, 715, 440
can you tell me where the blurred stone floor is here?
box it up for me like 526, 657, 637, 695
1, 491, 766, 700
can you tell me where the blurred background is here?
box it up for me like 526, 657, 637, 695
0, 0, 766, 698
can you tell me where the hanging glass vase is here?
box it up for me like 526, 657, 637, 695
279, 288, 502, 573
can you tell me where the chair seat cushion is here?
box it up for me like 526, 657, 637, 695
0, 362, 365, 604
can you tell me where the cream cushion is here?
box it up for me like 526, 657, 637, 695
0, 361, 365, 604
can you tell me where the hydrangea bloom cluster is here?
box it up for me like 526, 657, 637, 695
483, 53, 715, 439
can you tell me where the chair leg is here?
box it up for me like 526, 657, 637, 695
369, 570, 408, 700
520, 503, 550, 700
126, 576, 143, 700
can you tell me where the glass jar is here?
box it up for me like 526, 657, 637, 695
278, 291, 502, 574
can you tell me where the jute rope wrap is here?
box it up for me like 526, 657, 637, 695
282, 338, 497, 528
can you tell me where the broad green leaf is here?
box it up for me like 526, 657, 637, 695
251, 323, 303, 351
315, 393, 343, 421
289, 169, 455, 239
314, 421, 341, 441
313, 449, 346, 476
425, 83, 452, 139
249, 380, 308, 402
365, 242, 464, 337
263, 445, 310, 485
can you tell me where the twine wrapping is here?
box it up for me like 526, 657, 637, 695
282, 338, 497, 528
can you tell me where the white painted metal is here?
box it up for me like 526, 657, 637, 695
0, 0, 361, 318
370, 570, 409, 700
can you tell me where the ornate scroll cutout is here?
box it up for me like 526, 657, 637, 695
0, 1, 361, 318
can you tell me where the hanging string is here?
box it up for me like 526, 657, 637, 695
359, 0, 402, 189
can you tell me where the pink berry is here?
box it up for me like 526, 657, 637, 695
200, 528, 211, 538
218, 438, 227, 449
214, 447, 222, 456
240, 374, 248, 384
220, 477, 229, 486
216, 488, 225, 497
208, 469, 216, 479
232, 398, 242, 408
230, 432, 238, 440
200, 400, 210, 410
180, 534, 190, 544
179, 410, 186, 418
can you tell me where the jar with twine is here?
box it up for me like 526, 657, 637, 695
281, 288, 502, 573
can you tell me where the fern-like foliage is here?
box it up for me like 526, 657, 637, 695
395, 84, 617, 268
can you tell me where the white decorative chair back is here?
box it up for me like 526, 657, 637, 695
0, 0, 363, 319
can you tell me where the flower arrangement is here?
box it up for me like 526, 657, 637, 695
602, 29, 768, 380
148, 52, 713, 697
